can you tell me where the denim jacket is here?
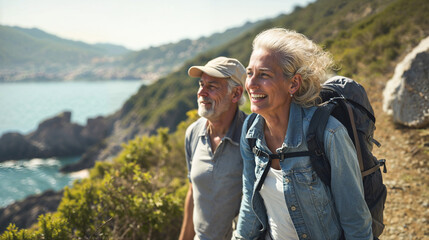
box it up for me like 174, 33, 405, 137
233, 103, 373, 240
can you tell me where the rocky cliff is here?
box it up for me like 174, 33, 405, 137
0, 111, 113, 163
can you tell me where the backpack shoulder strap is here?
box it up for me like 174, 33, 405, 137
340, 100, 382, 176
246, 113, 258, 150
342, 101, 364, 172
306, 102, 337, 186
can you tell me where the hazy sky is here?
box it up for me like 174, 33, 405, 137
0, 0, 314, 50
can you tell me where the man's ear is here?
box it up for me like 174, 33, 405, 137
231, 86, 243, 103
289, 74, 302, 95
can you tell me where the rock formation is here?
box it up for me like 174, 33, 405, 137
383, 37, 429, 128
59, 113, 137, 172
0, 111, 113, 162
0, 190, 63, 233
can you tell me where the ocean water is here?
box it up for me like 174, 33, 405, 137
0, 80, 144, 207
0, 80, 145, 135
0, 157, 82, 207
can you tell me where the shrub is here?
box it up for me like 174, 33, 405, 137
1, 110, 198, 240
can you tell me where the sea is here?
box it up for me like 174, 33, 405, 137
0, 80, 145, 207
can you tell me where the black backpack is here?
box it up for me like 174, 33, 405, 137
246, 76, 387, 238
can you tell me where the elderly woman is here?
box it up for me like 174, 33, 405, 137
233, 28, 373, 240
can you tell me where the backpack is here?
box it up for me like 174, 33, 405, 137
246, 76, 387, 238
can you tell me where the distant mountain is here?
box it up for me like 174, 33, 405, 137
0, 20, 262, 82
0, 26, 118, 67
0, 26, 133, 82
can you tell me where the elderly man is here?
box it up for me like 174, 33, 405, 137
179, 57, 247, 240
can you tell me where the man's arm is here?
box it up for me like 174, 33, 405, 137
178, 183, 195, 240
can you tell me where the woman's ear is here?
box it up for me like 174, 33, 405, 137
289, 74, 302, 95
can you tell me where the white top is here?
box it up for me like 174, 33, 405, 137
260, 167, 299, 240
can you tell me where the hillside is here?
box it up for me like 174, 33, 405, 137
1, 0, 428, 238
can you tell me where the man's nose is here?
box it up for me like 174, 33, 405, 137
197, 86, 208, 97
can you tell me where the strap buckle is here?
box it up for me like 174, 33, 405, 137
252, 146, 263, 157
315, 149, 324, 157
379, 159, 387, 173
279, 152, 285, 162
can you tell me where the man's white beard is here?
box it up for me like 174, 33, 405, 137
198, 98, 215, 118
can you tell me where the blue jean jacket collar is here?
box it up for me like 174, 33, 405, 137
245, 102, 304, 150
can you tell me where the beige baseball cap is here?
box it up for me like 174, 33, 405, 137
188, 56, 246, 87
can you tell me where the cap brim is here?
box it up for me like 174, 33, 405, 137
188, 66, 230, 79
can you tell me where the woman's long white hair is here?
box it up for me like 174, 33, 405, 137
252, 28, 335, 107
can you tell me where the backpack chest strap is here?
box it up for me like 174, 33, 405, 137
252, 146, 312, 161
252, 146, 312, 192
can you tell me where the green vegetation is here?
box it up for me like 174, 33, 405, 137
325, 0, 429, 79
2, 0, 428, 238
0, 110, 199, 240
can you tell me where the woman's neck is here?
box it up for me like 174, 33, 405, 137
262, 105, 291, 153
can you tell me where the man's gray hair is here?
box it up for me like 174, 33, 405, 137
227, 78, 246, 106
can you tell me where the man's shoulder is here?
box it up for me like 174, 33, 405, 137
237, 110, 247, 124
186, 117, 207, 138
233, 110, 247, 130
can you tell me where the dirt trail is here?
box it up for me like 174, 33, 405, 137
367, 81, 429, 239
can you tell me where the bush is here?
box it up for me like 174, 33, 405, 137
1, 110, 198, 240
